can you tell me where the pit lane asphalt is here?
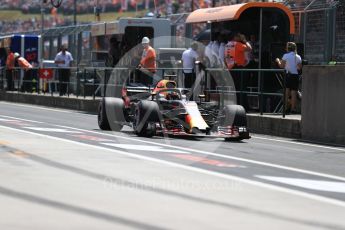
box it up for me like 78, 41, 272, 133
2, 101, 345, 229
0, 101, 345, 203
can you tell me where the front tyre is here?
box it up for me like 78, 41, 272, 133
98, 98, 111, 130
98, 97, 125, 131
222, 105, 247, 127
222, 105, 249, 141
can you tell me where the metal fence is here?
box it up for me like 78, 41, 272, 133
0, 66, 290, 117
285, 0, 345, 63
205, 68, 288, 116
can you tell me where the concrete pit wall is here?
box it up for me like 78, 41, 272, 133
0, 92, 99, 114
302, 65, 345, 145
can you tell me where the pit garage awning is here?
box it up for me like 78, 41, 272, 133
186, 2, 295, 34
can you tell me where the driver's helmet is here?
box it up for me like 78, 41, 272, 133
166, 91, 180, 100
153, 80, 176, 93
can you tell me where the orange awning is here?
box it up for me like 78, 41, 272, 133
186, 2, 295, 34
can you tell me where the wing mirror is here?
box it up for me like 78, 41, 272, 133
150, 91, 157, 100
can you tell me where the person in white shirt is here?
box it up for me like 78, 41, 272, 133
55, 44, 73, 96
204, 41, 213, 67
211, 38, 220, 67
276, 42, 302, 114
218, 34, 226, 68
182, 42, 199, 88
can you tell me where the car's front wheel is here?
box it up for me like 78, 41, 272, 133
222, 105, 248, 141
98, 97, 125, 131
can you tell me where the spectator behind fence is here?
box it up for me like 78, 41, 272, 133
5, 48, 15, 91
14, 52, 33, 93
182, 42, 199, 88
276, 42, 302, 114
55, 44, 73, 96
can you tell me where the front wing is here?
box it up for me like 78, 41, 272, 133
155, 124, 250, 140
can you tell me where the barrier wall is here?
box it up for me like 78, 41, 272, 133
248, 114, 301, 139
302, 65, 345, 145
0, 91, 99, 114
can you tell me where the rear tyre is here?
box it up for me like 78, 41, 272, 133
134, 100, 160, 137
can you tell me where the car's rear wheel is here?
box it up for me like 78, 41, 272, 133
134, 100, 160, 137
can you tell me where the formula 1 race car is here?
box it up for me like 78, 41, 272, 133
98, 79, 250, 141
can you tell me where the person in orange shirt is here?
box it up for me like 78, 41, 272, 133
224, 33, 252, 109
5, 48, 15, 91
14, 52, 34, 92
139, 37, 156, 86
224, 33, 252, 70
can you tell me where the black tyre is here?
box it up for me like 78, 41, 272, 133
225, 137, 244, 142
98, 98, 111, 130
222, 105, 247, 127
98, 97, 125, 131
222, 105, 248, 141
134, 100, 160, 137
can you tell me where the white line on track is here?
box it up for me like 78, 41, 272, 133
55, 124, 345, 182
250, 141, 314, 153
101, 143, 188, 154
256, 176, 345, 193
1, 124, 345, 208
251, 135, 345, 152
0, 115, 44, 124
1, 114, 345, 182
0, 101, 95, 115
23, 127, 83, 133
